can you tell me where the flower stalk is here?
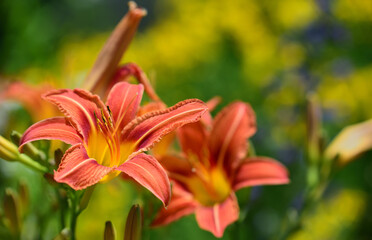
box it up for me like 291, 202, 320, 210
277, 95, 336, 240
68, 188, 95, 240
0, 135, 47, 173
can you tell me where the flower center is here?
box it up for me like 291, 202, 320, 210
186, 167, 231, 206
86, 108, 131, 168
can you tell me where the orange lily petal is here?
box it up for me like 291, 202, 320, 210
138, 101, 173, 158
19, 117, 82, 151
43, 89, 108, 140
177, 121, 209, 161
233, 157, 289, 191
54, 144, 113, 190
116, 153, 170, 206
151, 132, 176, 158
209, 102, 256, 171
152, 183, 197, 226
137, 101, 167, 117
205, 96, 221, 112
108, 63, 161, 102
195, 194, 239, 238
159, 155, 192, 176
200, 97, 221, 126
106, 82, 144, 131
122, 99, 207, 154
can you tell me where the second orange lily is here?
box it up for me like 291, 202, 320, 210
152, 101, 290, 236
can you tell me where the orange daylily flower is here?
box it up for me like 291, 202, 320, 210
19, 82, 207, 205
152, 102, 289, 236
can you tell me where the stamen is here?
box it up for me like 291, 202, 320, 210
101, 109, 107, 125
107, 106, 114, 127
93, 110, 118, 166
107, 106, 112, 116
94, 112, 100, 123
93, 93, 138, 167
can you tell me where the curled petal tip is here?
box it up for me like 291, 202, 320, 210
128, 1, 136, 9
129, 1, 147, 16
206, 96, 222, 111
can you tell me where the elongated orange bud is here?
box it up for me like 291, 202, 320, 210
83, 1, 147, 95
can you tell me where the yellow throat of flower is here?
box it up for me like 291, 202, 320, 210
187, 167, 231, 206
85, 111, 135, 183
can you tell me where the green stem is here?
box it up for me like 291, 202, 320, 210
70, 212, 78, 240
17, 153, 48, 173
229, 221, 240, 239
68, 188, 95, 240
70, 197, 78, 240
55, 189, 66, 230
277, 176, 330, 240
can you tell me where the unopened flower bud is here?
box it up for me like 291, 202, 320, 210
83, 1, 147, 96
11, 131, 46, 162
0, 135, 48, 172
124, 204, 142, 240
3, 188, 21, 235
18, 181, 29, 215
10, 131, 21, 146
0, 135, 20, 162
104, 221, 116, 240
54, 148, 64, 167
